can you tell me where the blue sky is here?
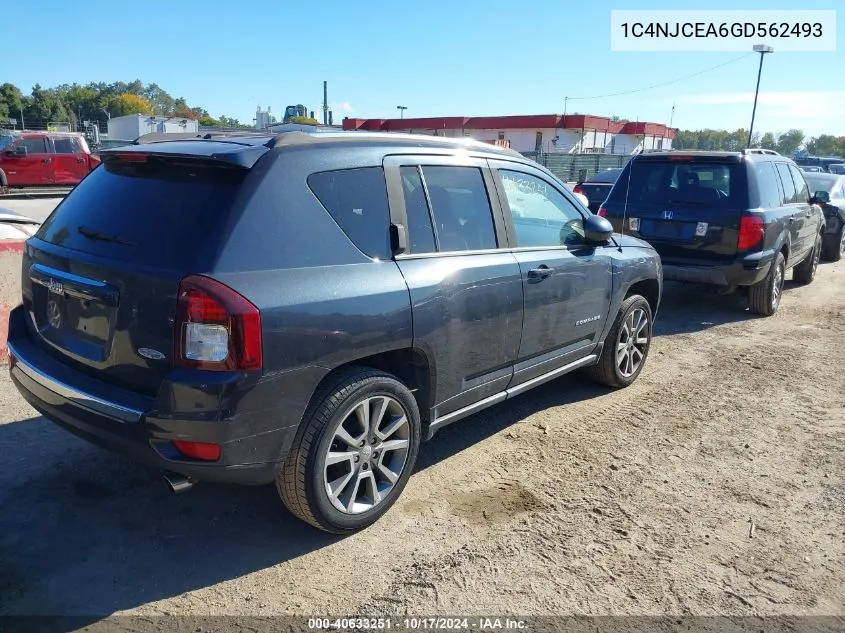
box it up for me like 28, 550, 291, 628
4, 0, 842, 136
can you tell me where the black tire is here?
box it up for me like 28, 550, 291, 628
277, 367, 421, 534
587, 294, 652, 389
0, 169, 8, 195
748, 251, 785, 316
822, 225, 844, 262
793, 233, 821, 285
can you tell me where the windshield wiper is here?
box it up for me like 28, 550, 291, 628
78, 225, 136, 246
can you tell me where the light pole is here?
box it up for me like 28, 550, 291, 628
747, 45, 773, 148
397, 105, 407, 119
100, 108, 111, 120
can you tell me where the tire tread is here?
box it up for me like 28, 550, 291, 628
277, 367, 415, 533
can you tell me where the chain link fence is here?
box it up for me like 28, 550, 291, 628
521, 152, 632, 183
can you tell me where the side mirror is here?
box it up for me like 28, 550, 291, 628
811, 190, 830, 205
12, 145, 27, 157
583, 214, 613, 245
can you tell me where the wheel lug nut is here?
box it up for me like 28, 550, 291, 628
359, 441, 365, 447
354, 455, 359, 462
362, 463, 369, 470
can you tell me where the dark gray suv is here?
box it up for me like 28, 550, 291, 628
7, 131, 662, 533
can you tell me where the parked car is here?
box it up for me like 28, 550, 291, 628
0, 131, 101, 191
800, 166, 823, 173
573, 168, 624, 213
802, 172, 845, 261
828, 164, 845, 175
0, 208, 41, 240
599, 149, 825, 316
7, 131, 662, 533
566, 185, 590, 208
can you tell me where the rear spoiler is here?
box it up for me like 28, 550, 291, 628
100, 142, 269, 169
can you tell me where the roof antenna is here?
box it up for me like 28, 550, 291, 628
620, 155, 634, 238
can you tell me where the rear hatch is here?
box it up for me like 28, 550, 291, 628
602, 156, 749, 261
20, 146, 257, 396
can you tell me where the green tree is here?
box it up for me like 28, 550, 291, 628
0, 83, 26, 122
806, 134, 844, 157
775, 129, 804, 156
24, 84, 69, 125
760, 132, 777, 150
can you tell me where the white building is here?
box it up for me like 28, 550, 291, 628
342, 114, 675, 155
107, 113, 199, 141
255, 106, 277, 129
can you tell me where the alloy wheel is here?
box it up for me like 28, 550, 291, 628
616, 308, 649, 378
772, 261, 784, 311
323, 396, 410, 514
840, 228, 845, 256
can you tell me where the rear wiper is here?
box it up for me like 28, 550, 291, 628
667, 198, 706, 206
78, 225, 136, 246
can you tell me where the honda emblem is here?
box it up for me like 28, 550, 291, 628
662, 210, 674, 220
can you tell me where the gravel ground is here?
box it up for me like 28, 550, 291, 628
0, 261, 842, 623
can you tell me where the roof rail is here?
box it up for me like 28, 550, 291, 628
742, 148, 780, 156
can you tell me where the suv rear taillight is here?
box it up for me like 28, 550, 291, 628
737, 215, 765, 250
597, 206, 608, 217
573, 185, 585, 195
175, 275, 262, 371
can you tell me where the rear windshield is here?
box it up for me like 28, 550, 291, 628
608, 160, 747, 208
36, 157, 245, 268
587, 168, 622, 183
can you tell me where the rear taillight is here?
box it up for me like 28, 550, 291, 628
573, 185, 584, 195
175, 275, 262, 371
172, 441, 221, 461
737, 215, 765, 250
597, 206, 608, 217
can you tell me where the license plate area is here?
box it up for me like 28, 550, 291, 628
640, 219, 697, 241
29, 264, 119, 363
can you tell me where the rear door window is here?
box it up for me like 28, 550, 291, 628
420, 166, 497, 252
400, 166, 436, 254
36, 156, 245, 268
52, 137, 80, 154
775, 163, 797, 204
788, 164, 810, 203
308, 167, 391, 259
609, 160, 746, 208
753, 162, 783, 208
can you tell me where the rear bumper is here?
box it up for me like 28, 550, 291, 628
662, 250, 774, 287
7, 307, 302, 485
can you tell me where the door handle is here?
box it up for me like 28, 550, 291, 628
788, 217, 795, 224
527, 265, 553, 280
76, 157, 85, 163
42, 158, 52, 163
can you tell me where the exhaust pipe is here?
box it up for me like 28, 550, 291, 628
163, 471, 196, 494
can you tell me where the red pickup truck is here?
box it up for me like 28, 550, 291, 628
0, 131, 101, 192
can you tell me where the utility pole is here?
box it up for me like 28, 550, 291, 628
747, 45, 774, 148
397, 105, 407, 119
322, 81, 328, 126
669, 102, 675, 128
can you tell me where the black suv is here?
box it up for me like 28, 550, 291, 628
8, 131, 662, 533
599, 149, 826, 316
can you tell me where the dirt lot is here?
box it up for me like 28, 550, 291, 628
0, 261, 843, 622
